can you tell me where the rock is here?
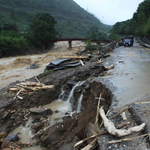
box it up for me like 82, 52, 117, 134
66, 80, 77, 86
29, 107, 53, 115
5, 134, 19, 142
26, 64, 39, 69
0, 132, 7, 138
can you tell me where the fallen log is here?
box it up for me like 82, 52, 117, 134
18, 81, 44, 87
100, 107, 146, 137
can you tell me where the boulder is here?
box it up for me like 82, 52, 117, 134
29, 107, 52, 115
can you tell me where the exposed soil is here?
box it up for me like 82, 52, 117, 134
0, 41, 114, 150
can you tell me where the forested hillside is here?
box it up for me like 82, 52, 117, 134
111, 0, 150, 37
0, 0, 111, 38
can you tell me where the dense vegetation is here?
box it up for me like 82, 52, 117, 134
0, 0, 111, 38
0, 13, 58, 57
111, 0, 150, 37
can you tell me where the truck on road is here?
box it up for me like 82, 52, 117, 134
124, 36, 134, 47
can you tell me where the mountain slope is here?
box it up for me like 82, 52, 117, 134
111, 0, 150, 37
0, 0, 111, 38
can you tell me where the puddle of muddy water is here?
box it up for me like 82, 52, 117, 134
10, 118, 33, 143
102, 45, 150, 107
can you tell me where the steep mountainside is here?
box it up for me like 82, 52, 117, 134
111, 0, 150, 37
0, 0, 111, 38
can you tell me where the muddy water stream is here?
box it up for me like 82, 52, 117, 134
43, 81, 85, 126
103, 42, 150, 107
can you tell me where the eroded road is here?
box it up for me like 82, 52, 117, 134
1, 40, 150, 150
103, 41, 150, 107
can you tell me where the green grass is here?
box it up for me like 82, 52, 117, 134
37, 70, 53, 78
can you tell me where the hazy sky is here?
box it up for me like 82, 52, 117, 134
73, 0, 144, 25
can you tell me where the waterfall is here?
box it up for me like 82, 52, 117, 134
77, 93, 83, 113
67, 81, 85, 102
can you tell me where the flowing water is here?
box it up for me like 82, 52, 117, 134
10, 118, 33, 144
43, 80, 85, 126
77, 93, 83, 113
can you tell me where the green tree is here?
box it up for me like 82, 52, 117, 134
86, 26, 107, 40
29, 13, 58, 49
3, 22, 18, 31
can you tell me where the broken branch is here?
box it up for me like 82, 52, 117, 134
134, 101, 150, 104
95, 93, 102, 125
81, 137, 98, 150
110, 106, 132, 119
80, 59, 84, 66
107, 133, 149, 144
35, 76, 40, 84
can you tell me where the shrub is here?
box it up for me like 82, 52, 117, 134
0, 35, 28, 57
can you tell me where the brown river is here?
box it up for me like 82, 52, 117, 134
0, 41, 85, 89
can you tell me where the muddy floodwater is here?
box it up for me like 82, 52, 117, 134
103, 42, 150, 107
0, 41, 85, 88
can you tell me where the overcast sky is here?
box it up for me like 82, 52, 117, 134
73, 0, 144, 25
